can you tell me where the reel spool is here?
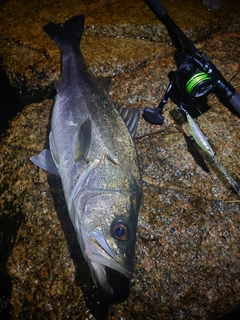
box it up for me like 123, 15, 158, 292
174, 52, 213, 100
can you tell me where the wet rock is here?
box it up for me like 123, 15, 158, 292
0, 0, 240, 104
1, 0, 240, 319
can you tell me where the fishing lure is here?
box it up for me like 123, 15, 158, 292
182, 108, 240, 195
182, 109, 215, 157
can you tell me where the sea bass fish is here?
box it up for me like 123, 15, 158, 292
30, 15, 142, 299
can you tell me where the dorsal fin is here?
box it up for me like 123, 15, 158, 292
115, 103, 139, 141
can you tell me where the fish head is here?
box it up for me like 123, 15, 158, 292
77, 189, 140, 300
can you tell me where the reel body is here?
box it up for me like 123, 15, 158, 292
142, 0, 240, 126
174, 52, 213, 100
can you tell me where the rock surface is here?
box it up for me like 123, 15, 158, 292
0, 0, 240, 319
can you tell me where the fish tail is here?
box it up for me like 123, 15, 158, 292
43, 15, 85, 50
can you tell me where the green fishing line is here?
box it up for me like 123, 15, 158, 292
186, 72, 211, 94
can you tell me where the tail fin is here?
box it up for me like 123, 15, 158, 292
43, 15, 85, 50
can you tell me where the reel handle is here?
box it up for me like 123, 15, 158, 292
142, 106, 164, 125
142, 79, 174, 125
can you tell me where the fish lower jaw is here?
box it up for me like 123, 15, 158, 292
89, 260, 131, 301
90, 261, 114, 299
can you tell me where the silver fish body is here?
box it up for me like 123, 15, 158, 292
30, 15, 141, 299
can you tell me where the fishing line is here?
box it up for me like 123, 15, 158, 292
196, 107, 240, 167
181, 105, 240, 196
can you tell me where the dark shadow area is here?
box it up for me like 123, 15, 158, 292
220, 304, 240, 320
0, 63, 23, 137
0, 58, 56, 138
21, 85, 56, 110
183, 131, 211, 173
170, 107, 211, 173
0, 210, 25, 320
0, 271, 11, 320
47, 174, 109, 320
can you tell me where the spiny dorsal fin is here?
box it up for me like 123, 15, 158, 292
115, 103, 139, 141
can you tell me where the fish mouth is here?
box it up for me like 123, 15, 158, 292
90, 261, 130, 301
83, 228, 133, 300
106, 266, 130, 301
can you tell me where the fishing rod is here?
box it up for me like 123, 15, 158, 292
142, 0, 240, 125
142, 0, 240, 195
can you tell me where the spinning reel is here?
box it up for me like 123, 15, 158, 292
142, 0, 240, 125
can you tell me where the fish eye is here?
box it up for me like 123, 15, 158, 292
111, 221, 130, 241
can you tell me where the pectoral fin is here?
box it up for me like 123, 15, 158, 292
74, 118, 92, 163
30, 149, 60, 176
